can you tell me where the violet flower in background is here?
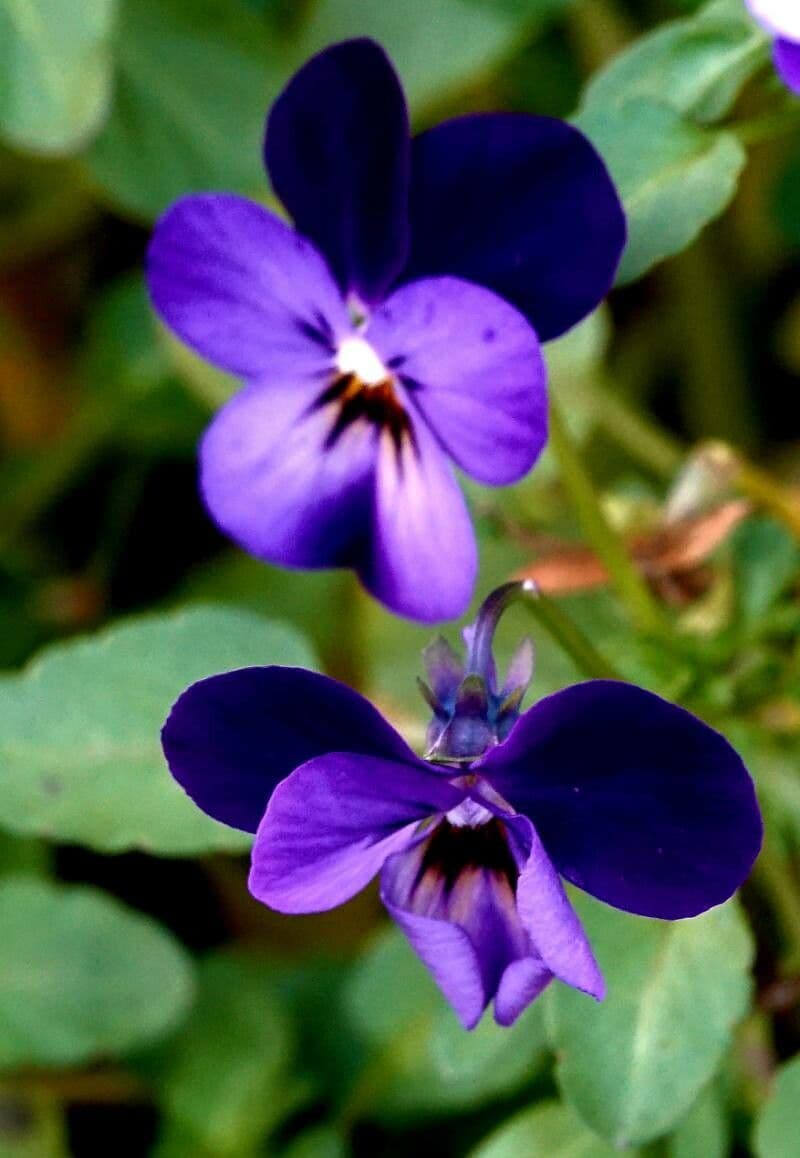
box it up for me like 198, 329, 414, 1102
161, 583, 762, 1029
746, 0, 800, 93
146, 38, 625, 623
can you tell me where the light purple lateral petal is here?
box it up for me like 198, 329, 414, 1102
478, 681, 763, 920
250, 754, 465, 914
506, 814, 604, 1001
147, 194, 350, 378
775, 39, 800, 93
405, 114, 626, 341
494, 958, 553, 1027
200, 374, 376, 569
359, 421, 477, 623
745, 1, 800, 41
265, 39, 410, 304
367, 276, 548, 486
162, 666, 419, 833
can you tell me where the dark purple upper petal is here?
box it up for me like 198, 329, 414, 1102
265, 39, 410, 305
775, 39, 800, 93
368, 275, 548, 486
359, 418, 478, 623
146, 194, 350, 378
162, 666, 420, 833
249, 753, 464, 913
477, 681, 762, 920
404, 114, 626, 341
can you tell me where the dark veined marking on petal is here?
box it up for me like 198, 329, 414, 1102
294, 310, 336, 352
415, 817, 519, 896
312, 371, 414, 457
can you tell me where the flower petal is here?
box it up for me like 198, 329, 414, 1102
147, 194, 349, 377
368, 276, 548, 485
494, 959, 553, 1027
381, 814, 553, 1029
265, 39, 410, 304
359, 421, 477, 622
250, 754, 464, 913
405, 114, 626, 341
200, 375, 376, 569
506, 814, 604, 1001
746, 1, 800, 41
162, 667, 419, 833
478, 681, 763, 919
775, 39, 800, 93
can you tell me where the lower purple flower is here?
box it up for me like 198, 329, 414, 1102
746, 1, 800, 92
161, 584, 762, 1029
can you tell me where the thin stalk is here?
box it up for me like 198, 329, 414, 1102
734, 105, 800, 147
753, 841, 800, 974
583, 374, 683, 479
521, 582, 623, 682
548, 397, 670, 637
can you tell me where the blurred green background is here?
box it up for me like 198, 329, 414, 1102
2, 0, 800, 1154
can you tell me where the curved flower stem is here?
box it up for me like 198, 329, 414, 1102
548, 397, 671, 638
521, 582, 623, 682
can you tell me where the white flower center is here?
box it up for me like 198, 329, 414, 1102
336, 337, 389, 387
748, 0, 800, 40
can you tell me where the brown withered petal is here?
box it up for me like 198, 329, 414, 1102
515, 500, 750, 596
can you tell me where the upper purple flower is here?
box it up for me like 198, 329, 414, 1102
146, 38, 626, 623
161, 583, 761, 1030
746, 1, 800, 92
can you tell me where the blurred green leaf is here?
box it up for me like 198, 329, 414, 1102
576, 99, 745, 285
753, 1055, 800, 1157
295, 0, 524, 111
0, 606, 314, 854
84, 0, 283, 220
152, 955, 299, 1158
0, 0, 116, 154
282, 1126, 347, 1158
731, 517, 800, 624
547, 896, 753, 1146
669, 1081, 729, 1158
470, 1100, 627, 1158
0, 876, 192, 1068
345, 925, 548, 1120
582, 0, 768, 124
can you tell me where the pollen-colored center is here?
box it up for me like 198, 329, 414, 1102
313, 336, 411, 452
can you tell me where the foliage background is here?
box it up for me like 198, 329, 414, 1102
1, 0, 800, 1153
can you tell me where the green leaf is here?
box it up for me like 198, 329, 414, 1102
282, 1127, 347, 1158
0, 876, 192, 1068
345, 926, 548, 1119
0, 605, 315, 854
547, 896, 754, 1147
0, 0, 116, 154
731, 517, 800, 624
576, 99, 746, 284
84, 0, 284, 220
294, 0, 523, 110
669, 1082, 729, 1158
152, 955, 298, 1157
582, 0, 768, 124
754, 1056, 800, 1158
470, 1100, 629, 1158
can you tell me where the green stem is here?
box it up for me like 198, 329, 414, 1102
521, 582, 623, 682
582, 374, 683, 479
754, 841, 800, 973
548, 397, 670, 637
734, 104, 800, 147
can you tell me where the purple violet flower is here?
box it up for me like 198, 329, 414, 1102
746, 1, 800, 92
161, 583, 762, 1029
146, 38, 626, 623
